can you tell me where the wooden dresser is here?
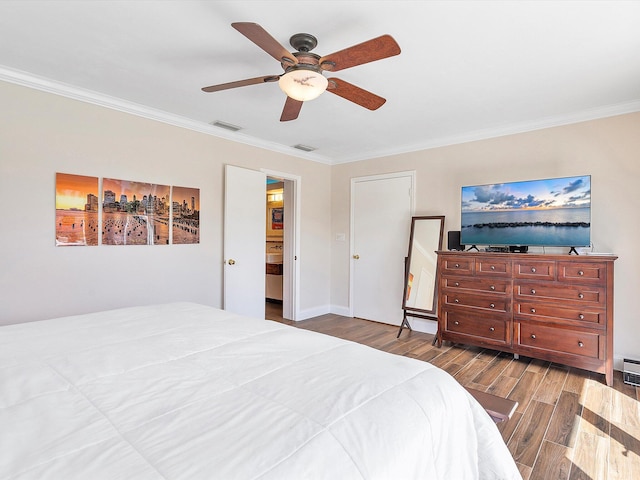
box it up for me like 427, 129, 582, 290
436, 251, 617, 385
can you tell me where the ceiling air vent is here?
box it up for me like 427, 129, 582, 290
211, 121, 242, 132
293, 144, 316, 152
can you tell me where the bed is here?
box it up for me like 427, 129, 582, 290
0, 302, 521, 479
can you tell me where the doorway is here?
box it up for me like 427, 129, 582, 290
263, 169, 300, 321
266, 177, 284, 319
223, 165, 299, 321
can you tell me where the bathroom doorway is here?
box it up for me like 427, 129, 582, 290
265, 177, 284, 319
263, 170, 299, 321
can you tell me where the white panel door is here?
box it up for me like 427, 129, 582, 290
352, 173, 413, 325
224, 165, 266, 318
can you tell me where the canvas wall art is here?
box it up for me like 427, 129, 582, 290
55, 172, 99, 246
172, 186, 200, 244
271, 207, 284, 230
102, 178, 170, 245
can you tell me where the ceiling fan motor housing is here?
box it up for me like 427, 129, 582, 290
289, 33, 318, 52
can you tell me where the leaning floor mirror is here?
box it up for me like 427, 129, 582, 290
402, 216, 445, 317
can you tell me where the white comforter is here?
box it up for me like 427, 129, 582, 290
0, 303, 521, 479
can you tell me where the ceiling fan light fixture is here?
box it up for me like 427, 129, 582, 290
278, 69, 328, 102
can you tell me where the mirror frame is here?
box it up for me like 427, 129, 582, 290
401, 215, 445, 317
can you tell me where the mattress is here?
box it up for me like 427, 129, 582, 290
0, 302, 521, 479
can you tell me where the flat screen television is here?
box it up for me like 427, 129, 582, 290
460, 175, 591, 248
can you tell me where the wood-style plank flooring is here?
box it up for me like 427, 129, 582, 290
266, 302, 640, 480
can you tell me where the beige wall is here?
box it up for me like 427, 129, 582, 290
331, 112, 640, 366
0, 81, 332, 324
2, 78, 638, 368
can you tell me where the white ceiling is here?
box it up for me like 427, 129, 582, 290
1, 1, 639, 164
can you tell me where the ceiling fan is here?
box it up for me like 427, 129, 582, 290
201, 22, 401, 121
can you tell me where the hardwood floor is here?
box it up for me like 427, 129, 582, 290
266, 303, 640, 480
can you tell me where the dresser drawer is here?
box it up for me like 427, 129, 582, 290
515, 322, 601, 359
441, 257, 474, 275
444, 276, 511, 295
513, 260, 555, 280
557, 262, 607, 284
514, 282, 605, 306
515, 302, 605, 327
443, 291, 510, 313
475, 257, 511, 276
443, 310, 509, 345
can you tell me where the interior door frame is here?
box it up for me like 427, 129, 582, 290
262, 168, 301, 321
349, 170, 416, 318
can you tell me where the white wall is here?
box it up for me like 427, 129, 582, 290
0, 81, 332, 324
331, 112, 640, 368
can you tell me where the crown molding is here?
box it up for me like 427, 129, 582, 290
332, 99, 640, 164
2, 65, 638, 166
0, 66, 333, 165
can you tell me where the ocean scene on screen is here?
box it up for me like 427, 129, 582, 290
461, 176, 591, 247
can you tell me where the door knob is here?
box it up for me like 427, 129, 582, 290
227, 259, 236, 265
353, 254, 360, 259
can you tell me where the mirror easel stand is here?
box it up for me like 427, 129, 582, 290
397, 312, 412, 338
397, 311, 438, 344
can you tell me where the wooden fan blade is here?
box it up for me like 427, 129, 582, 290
326, 78, 386, 110
232, 22, 298, 65
319, 35, 400, 72
201, 75, 279, 93
280, 96, 303, 122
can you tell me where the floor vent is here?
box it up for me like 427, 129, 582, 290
623, 358, 640, 386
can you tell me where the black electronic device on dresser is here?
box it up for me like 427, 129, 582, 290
435, 251, 617, 386
447, 230, 464, 251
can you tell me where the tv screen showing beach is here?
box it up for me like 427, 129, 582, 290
460, 175, 591, 247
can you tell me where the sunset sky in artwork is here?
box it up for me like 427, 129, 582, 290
55, 173, 98, 210
103, 178, 170, 201
173, 186, 200, 210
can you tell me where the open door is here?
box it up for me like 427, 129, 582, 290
224, 165, 266, 318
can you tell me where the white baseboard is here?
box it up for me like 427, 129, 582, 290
329, 305, 351, 317
403, 316, 438, 335
296, 304, 331, 321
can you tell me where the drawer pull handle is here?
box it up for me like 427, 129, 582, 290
578, 270, 584, 276
579, 314, 585, 320
489, 327, 495, 332
531, 334, 536, 339
490, 265, 496, 270
455, 263, 460, 268
531, 289, 536, 295
578, 293, 584, 299
489, 303, 495, 308
530, 308, 536, 313
578, 341, 584, 347
490, 285, 496, 291
454, 321, 460, 325
454, 299, 460, 303
454, 282, 460, 287
531, 267, 537, 273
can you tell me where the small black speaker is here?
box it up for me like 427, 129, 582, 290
447, 231, 464, 251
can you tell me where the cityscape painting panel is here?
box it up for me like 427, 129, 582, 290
172, 186, 200, 244
102, 178, 170, 245
55, 173, 99, 246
